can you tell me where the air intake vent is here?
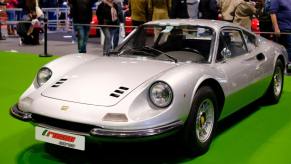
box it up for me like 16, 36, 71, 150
110, 86, 129, 98
119, 86, 129, 90
51, 78, 68, 88
110, 93, 120, 98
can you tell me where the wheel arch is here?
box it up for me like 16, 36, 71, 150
276, 54, 286, 71
196, 79, 225, 118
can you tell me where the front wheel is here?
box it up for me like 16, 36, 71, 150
181, 86, 218, 156
263, 59, 284, 104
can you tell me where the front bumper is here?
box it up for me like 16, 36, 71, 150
10, 104, 183, 138
10, 104, 32, 121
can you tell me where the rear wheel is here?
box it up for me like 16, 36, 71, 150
181, 86, 218, 156
263, 59, 284, 104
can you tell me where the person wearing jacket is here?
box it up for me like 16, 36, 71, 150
97, 0, 124, 56
128, 0, 148, 26
148, 0, 171, 40
70, 0, 96, 53
219, 0, 244, 22
170, 0, 189, 18
199, 0, 218, 20
233, 0, 256, 30
148, 0, 171, 21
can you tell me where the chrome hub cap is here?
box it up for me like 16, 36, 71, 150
195, 99, 215, 143
273, 67, 282, 97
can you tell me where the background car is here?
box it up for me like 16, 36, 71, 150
11, 19, 288, 156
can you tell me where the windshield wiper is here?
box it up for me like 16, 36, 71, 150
118, 47, 155, 57
143, 46, 178, 63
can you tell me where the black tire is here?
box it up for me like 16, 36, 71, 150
263, 59, 284, 104
181, 86, 218, 156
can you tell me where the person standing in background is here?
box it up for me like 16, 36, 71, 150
270, 0, 291, 64
0, 0, 6, 40
257, 0, 273, 40
199, 0, 218, 19
23, 0, 36, 14
219, 0, 244, 22
113, 0, 125, 43
148, 0, 171, 40
148, 0, 171, 21
187, 0, 199, 19
15, 0, 24, 21
97, 0, 124, 56
128, 0, 148, 26
71, 0, 96, 53
232, 0, 256, 30
6, 0, 18, 35
170, 0, 188, 18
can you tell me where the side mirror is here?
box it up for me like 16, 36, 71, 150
221, 48, 232, 58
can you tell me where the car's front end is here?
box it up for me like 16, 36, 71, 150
10, 55, 201, 149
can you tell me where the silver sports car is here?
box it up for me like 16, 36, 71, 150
11, 19, 288, 155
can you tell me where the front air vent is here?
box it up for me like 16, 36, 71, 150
110, 86, 129, 98
114, 90, 124, 94
51, 78, 68, 88
119, 86, 129, 90
110, 93, 120, 98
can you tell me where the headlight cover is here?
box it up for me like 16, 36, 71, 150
149, 81, 173, 108
36, 67, 52, 87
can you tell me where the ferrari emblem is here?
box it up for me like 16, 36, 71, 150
61, 106, 69, 111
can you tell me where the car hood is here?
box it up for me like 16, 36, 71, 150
42, 57, 176, 106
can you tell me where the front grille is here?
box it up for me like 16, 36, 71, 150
32, 114, 96, 133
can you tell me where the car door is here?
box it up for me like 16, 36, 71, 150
241, 30, 272, 97
215, 28, 258, 118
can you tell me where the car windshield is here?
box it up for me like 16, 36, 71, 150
117, 25, 214, 63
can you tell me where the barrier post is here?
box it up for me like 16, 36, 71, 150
39, 17, 52, 57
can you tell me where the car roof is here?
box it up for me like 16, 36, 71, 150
145, 19, 238, 31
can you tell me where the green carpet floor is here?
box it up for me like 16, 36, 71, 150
0, 51, 291, 164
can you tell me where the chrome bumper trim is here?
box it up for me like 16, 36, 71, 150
10, 104, 32, 121
10, 104, 183, 138
90, 121, 184, 137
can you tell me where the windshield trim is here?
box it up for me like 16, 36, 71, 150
115, 24, 216, 64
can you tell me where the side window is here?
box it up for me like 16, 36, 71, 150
220, 29, 248, 58
242, 30, 257, 52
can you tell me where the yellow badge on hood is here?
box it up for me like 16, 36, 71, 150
60, 106, 69, 111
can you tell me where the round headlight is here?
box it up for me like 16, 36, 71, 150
37, 67, 52, 87
149, 81, 173, 108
